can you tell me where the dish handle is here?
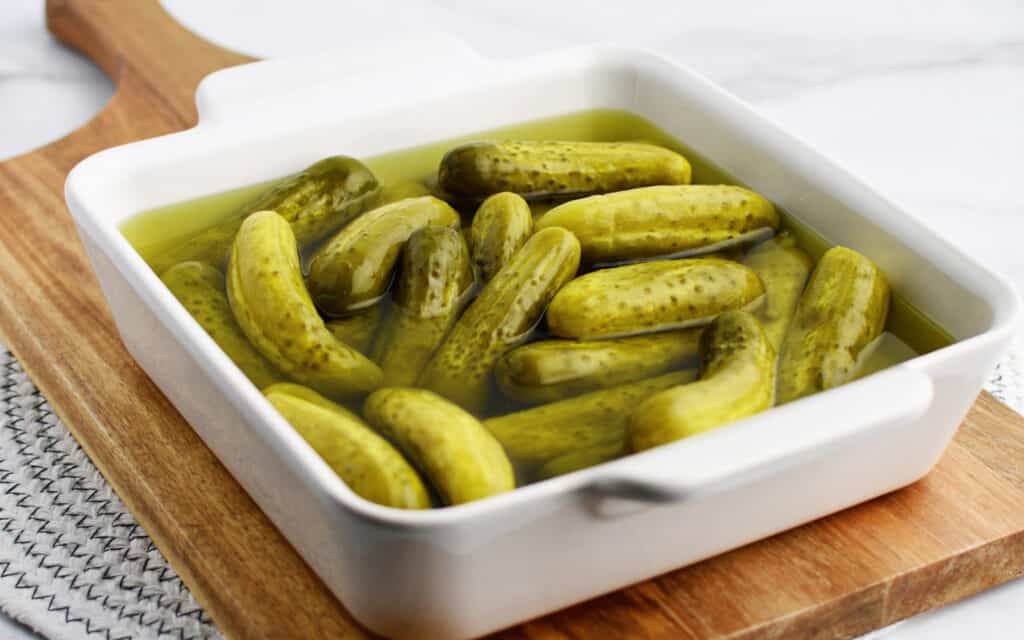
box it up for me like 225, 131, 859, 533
582, 365, 934, 505
194, 32, 488, 124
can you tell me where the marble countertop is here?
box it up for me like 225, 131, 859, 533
1, 0, 1022, 638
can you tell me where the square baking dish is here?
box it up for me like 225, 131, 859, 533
65, 35, 1020, 639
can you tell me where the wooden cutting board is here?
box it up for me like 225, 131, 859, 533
0, 2, 1020, 638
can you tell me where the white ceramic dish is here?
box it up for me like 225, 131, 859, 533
65, 35, 1020, 639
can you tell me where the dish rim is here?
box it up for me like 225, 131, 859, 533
64, 43, 1022, 530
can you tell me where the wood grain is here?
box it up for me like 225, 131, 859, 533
0, 1, 1018, 638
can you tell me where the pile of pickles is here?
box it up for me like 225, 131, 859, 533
153, 140, 890, 510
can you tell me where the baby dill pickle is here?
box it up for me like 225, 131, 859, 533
777, 246, 891, 403
375, 180, 431, 207
227, 211, 383, 397
264, 383, 430, 509
629, 310, 775, 451
307, 196, 460, 316
419, 227, 581, 413
536, 184, 778, 264
469, 192, 533, 281
363, 388, 515, 505
546, 257, 764, 339
495, 330, 700, 404
372, 226, 475, 386
325, 306, 382, 355
439, 141, 691, 200
161, 261, 281, 389
742, 232, 813, 352
151, 156, 378, 273
851, 332, 917, 381
484, 369, 697, 475
535, 440, 628, 480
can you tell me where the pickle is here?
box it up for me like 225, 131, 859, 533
264, 384, 430, 509
161, 261, 281, 389
375, 180, 431, 206
307, 196, 461, 315
151, 156, 378, 273
535, 440, 627, 480
419, 227, 581, 413
546, 257, 764, 339
325, 306, 382, 355
851, 332, 917, 381
742, 232, 813, 352
535, 185, 778, 264
495, 330, 700, 404
227, 211, 383, 397
469, 192, 533, 281
438, 141, 691, 200
484, 369, 696, 474
777, 246, 890, 403
629, 310, 775, 451
372, 226, 475, 386
363, 388, 515, 505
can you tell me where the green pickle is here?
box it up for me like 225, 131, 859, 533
307, 196, 460, 315
325, 306, 382, 355
372, 226, 475, 386
536, 184, 778, 264
485, 370, 697, 476
375, 180, 431, 206
151, 156, 378, 273
536, 440, 627, 480
265, 383, 430, 509
363, 388, 515, 505
161, 261, 281, 389
741, 232, 813, 352
495, 331, 700, 404
419, 227, 581, 413
227, 211, 383, 397
852, 333, 917, 381
629, 310, 775, 451
546, 257, 764, 339
777, 246, 891, 403
469, 192, 533, 281
439, 141, 691, 199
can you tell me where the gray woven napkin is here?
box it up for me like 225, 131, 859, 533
0, 348, 221, 640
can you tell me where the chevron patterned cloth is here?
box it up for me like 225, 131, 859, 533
0, 349, 221, 640
0, 328, 1020, 639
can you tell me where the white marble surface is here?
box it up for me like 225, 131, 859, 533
1, 0, 1022, 638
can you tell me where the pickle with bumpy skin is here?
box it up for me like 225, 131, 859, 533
485, 369, 696, 474
546, 257, 764, 339
326, 306, 381, 355
375, 180, 431, 207
264, 383, 430, 509
742, 232, 813, 352
419, 227, 581, 413
363, 388, 515, 505
307, 196, 460, 315
777, 246, 890, 403
629, 310, 775, 451
535, 184, 778, 264
227, 211, 383, 397
439, 141, 691, 200
151, 156, 378, 273
495, 330, 700, 404
535, 440, 628, 480
469, 192, 533, 281
372, 226, 475, 386
161, 261, 281, 389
